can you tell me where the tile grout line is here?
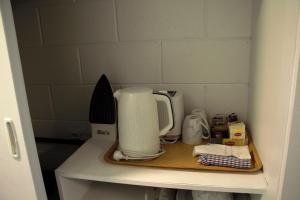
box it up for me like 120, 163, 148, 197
76, 48, 84, 84
203, 84, 208, 113
160, 40, 164, 84
35, 7, 44, 46
203, 0, 208, 38
32, 119, 90, 123
18, 37, 252, 49
29, 84, 95, 87
250, 0, 256, 39
47, 84, 56, 120
113, 0, 120, 42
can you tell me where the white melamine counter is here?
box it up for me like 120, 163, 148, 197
55, 138, 267, 196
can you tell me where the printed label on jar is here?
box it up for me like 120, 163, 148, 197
234, 133, 242, 136
225, 141, 235, 146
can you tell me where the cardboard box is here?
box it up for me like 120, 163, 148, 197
228, 122, 246, 140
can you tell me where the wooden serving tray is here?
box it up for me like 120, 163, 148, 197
104, 138, 263, 173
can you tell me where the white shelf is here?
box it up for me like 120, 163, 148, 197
80, 182, 148, 200
56, 139, 267, 194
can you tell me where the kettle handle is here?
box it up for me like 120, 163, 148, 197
191, 109, 210, 138
198, 120, 210, 139
154, 93, 174, 136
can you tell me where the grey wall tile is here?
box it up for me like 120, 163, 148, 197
51, 86, 93, 120
32, 120, 91, 139
13, 6, 42, 46
80, 42, 161, 84
206, 0, 252, 37
12, 0, 74, 6
26, 86, 55, 119
116, 0, 204, 40
40, 1, 116, 44
205, 84, 248, 121
162, 39, 250, 83
21, 47, 81, 84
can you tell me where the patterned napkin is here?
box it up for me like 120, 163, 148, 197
198, 154, 252, 168
193, 144, 252, 168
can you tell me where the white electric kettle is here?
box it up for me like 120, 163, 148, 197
114, 87, 174, 159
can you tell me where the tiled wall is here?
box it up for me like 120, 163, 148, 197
13, 0, 252, 139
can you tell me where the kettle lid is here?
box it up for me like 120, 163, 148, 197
122, 87, 153, 94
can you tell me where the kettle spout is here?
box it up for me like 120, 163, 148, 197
113, 89, 121, 100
